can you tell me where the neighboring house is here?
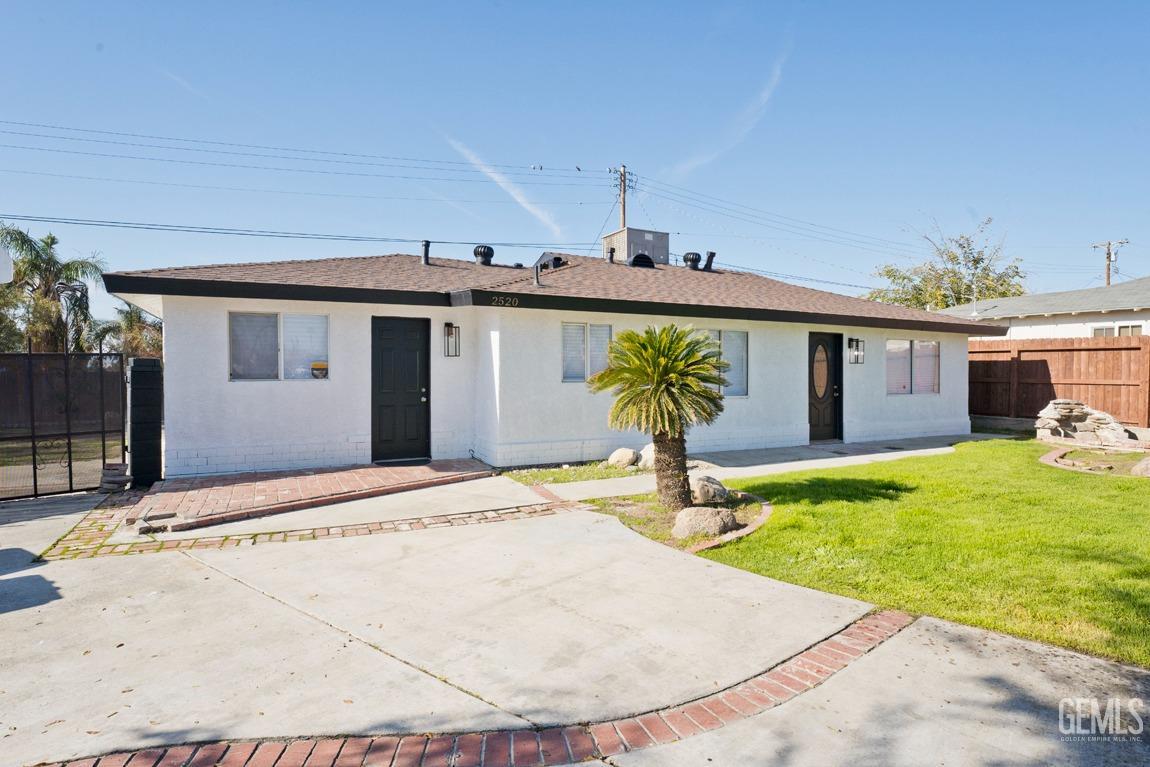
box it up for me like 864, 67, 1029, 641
103, 229, 997, 477
939, 277, 1150, 339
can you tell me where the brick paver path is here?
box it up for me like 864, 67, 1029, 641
36, 611, 914, 767
127, 460, 492, 531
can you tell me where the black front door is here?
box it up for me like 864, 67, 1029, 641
371, 317, 430, 462
808, 333, 843, 441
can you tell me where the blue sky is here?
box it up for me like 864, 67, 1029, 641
4, 1, 1148, 319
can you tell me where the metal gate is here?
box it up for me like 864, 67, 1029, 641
0, 349, 125, 500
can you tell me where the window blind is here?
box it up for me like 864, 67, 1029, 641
229, 313, 279, 380
282, 314, 329, 380
562, 323, 586, 381
912, 341, 940, 394
588, 324, 612, 377
886, 340, 912, 395
723, 330, 748, 396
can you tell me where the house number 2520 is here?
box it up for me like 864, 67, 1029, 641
489, 295, 520, 307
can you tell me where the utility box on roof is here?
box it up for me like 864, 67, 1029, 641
602, 227, 670, 266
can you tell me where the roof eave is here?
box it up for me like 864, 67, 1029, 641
461, 289, 1003, 335
101, 273, 451, 307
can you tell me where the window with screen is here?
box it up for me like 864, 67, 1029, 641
886, 340, 912, 395
887, 339, 940, 395
282, 314, 329, 379
229, 313, 279, 380
1118, 325, 1143, 337
562, 322, 612, 381
722, 330, 748, 396
912, 340, 940, 394
1093, 327, 1116, 338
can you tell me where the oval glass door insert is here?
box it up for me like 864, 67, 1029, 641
813, 344, 829, 398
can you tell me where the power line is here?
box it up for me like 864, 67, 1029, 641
584, 199, 618, 256
638, 174, 925, 252
0, 144, 612, 187
637, 182, 926, 260
0, 128, 605, 181
0, 213, 600, 249
715, 260, 878, 291
0, 168, 610, 206
0, 119, 614, 175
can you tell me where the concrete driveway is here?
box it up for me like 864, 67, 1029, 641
0, 496, 867, 765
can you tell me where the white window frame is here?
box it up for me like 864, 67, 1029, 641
706, 329, 749, 397
561, 322, 612, 382
886, 338, 940, 396
1091, 322, 1144, 338
228, 311, 330, 382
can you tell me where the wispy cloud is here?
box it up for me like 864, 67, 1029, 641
419, 185, 485, 223
158, 69, 208, 100
666, 49, 789, 180
445, 137, 563, 238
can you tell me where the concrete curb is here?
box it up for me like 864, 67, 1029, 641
36, 610, 916, 767
687, 495, 773, 554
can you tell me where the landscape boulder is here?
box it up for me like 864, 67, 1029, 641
690, 474, 729, 505
1035, 399, 1133, 447
672, 506, 739, 540
606, 447, 640, 469
1132, 457, 1150, 478
638, 443, 656, 470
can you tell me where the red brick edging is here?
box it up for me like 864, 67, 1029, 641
42, 503, 583, 560
37, 611, 914, 767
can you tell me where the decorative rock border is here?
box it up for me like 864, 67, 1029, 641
35, 610, 915, 767
687, 495, 772, 554
1039, 446, 1149, 477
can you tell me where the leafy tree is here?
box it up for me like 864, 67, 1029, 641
865, 218, 1026, 310
90, 301, 163, 358
0, 283, 23, 352
1, 225, 105, 351
588, 325, 727, 511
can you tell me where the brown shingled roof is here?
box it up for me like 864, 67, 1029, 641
103, 252, 1000, 335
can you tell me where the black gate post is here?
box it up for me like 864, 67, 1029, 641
127, 358, 163, 488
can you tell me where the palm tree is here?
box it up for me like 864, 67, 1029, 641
588, 325, 727, 511
90, 301, 163, 358
1, 224, 105, 351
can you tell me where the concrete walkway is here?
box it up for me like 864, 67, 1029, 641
546, 432, 1001, 501
1, 500, 868, 765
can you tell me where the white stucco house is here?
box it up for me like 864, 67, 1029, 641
939, 277, 1150, 339
103, 229, 999, 477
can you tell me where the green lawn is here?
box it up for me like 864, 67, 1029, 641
700, 439, 1150, 667
504, 462, 645, 485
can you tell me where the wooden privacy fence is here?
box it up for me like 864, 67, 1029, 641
968, 337, 1150, 427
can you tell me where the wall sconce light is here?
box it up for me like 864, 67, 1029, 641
848, 338, 865, 364
444, 323, 461, 357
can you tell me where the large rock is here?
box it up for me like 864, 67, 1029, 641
637, 443, 656, 470
1035, 399, 1133, 446
690, 475, 729, 505
672, 506, 739, 540
606, 448, 640, 469
1132, 457, 1150, 478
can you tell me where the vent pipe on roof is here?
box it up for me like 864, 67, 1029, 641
703, 251, 716, 271
683, 252, 701, 270
421, 240, 430, 266
607, 246, 616, 264
474, 245, 494, 266
534, 264, 543, 287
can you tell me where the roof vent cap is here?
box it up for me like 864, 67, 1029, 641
474, 245, 494, 266
631, 253, 655, 269
683, 252, 701, 270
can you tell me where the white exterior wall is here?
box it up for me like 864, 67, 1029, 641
484, 309, 971, 467
161, 295, 478, 476
971, 311, 1149, 339
159, 296, 971, 475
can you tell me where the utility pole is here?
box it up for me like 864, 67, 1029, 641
617, 164, 627, 229
1092, 239, 1128, 286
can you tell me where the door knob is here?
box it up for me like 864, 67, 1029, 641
421, 396, 428, 402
